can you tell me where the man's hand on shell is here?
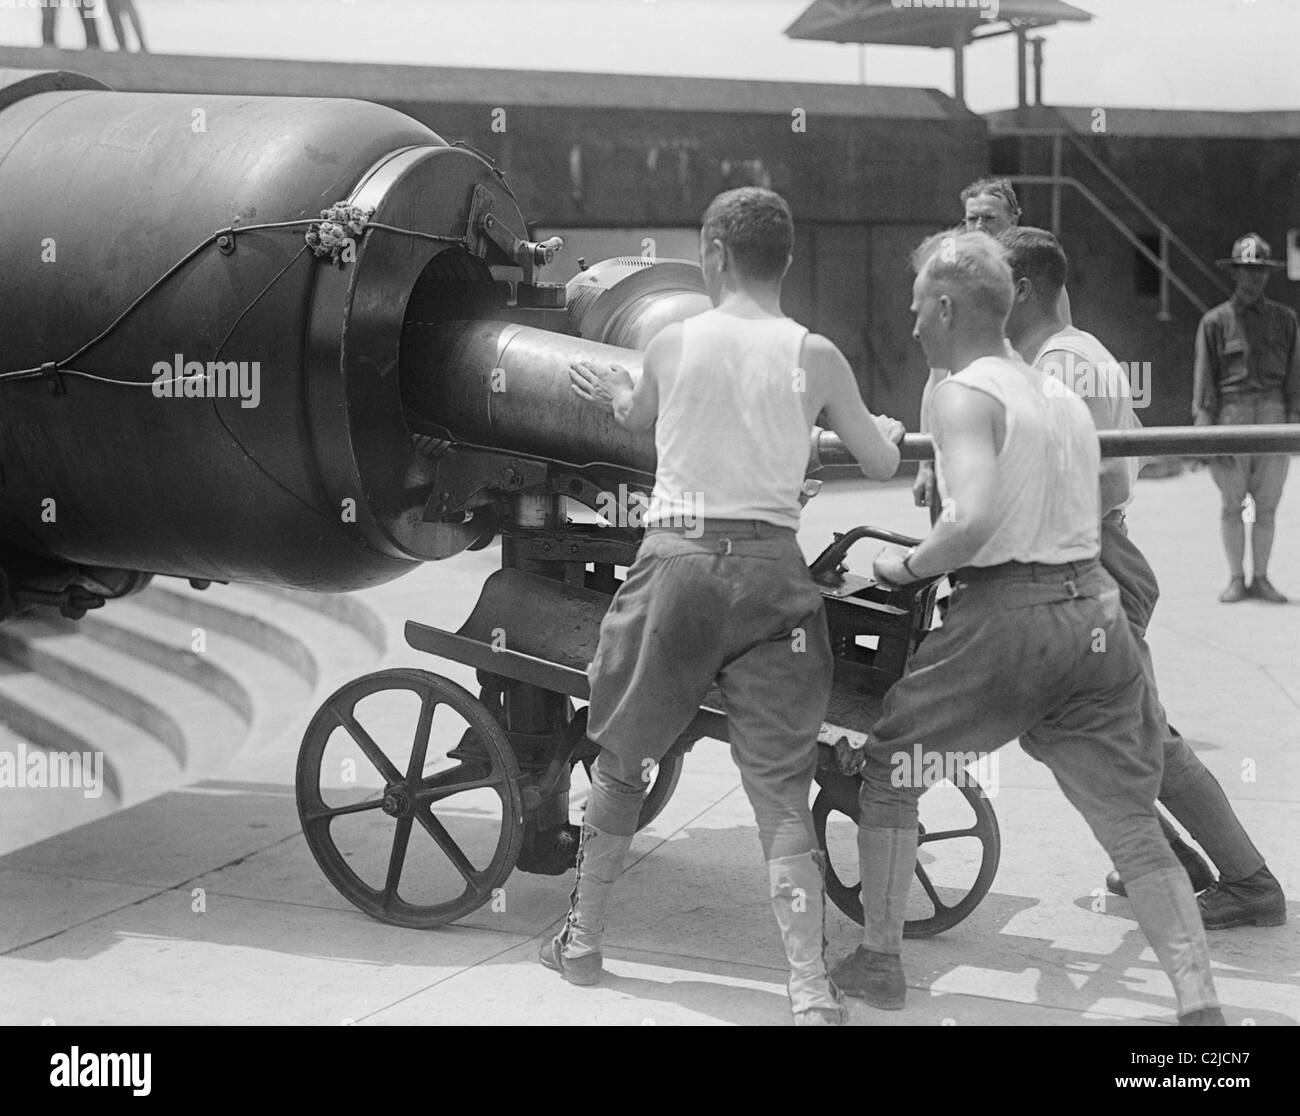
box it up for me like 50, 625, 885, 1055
569, 360, 634, 412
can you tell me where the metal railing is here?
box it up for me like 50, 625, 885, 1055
1003, 108, 1231, 322
1007, 173, 1210, 320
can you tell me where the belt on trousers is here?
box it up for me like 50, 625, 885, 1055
646, 518, 794, 536
951, 556, 1101, 584
1217, 388, 1285, 401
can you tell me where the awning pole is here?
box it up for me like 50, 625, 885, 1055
952, 27, 966, 107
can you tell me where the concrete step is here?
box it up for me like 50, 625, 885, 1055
22, 629, 257, 777
0, 666, 178, 807
0, 721, 115, 856
130, 581, 389, 776
85, 597, 305, 747
0, 579, 386, 855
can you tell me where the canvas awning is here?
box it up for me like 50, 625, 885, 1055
786, 0, 1094, 106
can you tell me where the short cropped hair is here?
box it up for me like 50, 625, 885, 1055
700, 187, 794, 281
999, 226, 1068, 306
960, 176, 1022, 221
911, 230, 1015, 323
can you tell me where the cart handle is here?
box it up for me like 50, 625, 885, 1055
809, 525, 938, 589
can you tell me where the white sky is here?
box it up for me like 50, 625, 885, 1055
2, 0, 1298, 113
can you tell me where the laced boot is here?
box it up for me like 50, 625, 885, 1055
538, 822, 634, 986
769, 851, 845, 1025
1125, 866, 1221, 1023
829, 824, 916, 1010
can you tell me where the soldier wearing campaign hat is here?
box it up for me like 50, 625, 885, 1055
1193, 233, 1300, 604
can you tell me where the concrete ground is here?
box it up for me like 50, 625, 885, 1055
0, 465, 1296, 1026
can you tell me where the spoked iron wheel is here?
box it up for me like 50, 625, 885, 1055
296, 668, 525, 929
564, 707, 685, 831
813, 779, 1001, 938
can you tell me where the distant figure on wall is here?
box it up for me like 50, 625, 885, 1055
105, 0, 149, 53
41, 1, 103, 50
1193, 232, 1300, 604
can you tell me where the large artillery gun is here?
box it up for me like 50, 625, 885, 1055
1, 70, 1294, 932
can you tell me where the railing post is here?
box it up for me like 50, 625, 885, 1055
1158, 230, 1172, 322
952, 27, 966, 107
1017, 29, 1028, 109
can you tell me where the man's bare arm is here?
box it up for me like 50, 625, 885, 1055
806, 334, 902, 481
903, 382, 1002, 577
912, 368, 947, 506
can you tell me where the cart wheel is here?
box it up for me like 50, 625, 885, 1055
567, 707, 685, 830
296, 668, 525, 929
634, 750, 685, 829
813, 779, 1000, 938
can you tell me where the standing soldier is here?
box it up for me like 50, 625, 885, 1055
40, 1, 103, 49
1193, 233, 1300, 603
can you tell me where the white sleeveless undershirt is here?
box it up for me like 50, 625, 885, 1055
934, 355, 1101, 567
648, 310, 810, 530
1032, 325, 1142, 514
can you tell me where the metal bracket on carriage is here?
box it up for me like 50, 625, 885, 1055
503, 524, 642, 567
423, 446, 549, 520
813, 729, 867, 818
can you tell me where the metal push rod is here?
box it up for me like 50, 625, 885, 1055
814, 426, 1300, 466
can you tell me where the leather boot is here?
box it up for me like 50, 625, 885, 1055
1219, 576, 1247, 603
1124, 866, 1220, 1020
829, 824, 916, 1010
829, 946, 905, 1010
769, 851, 845, 1025
1198, 866, 1287, 929
1106, 836, 1215, 898
539, 822, 634, 986
1248, 577, 1288, 604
